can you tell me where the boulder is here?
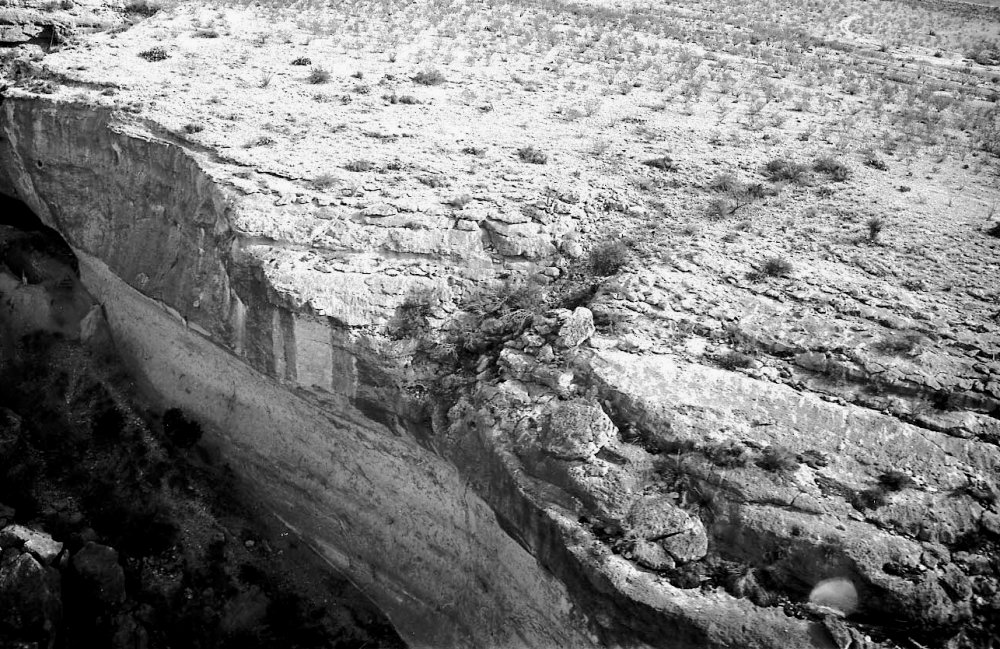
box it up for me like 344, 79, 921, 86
72, 542, 126, 605
0, 525, 63, 564
626, 494, 709, 564
557, 307, 595, 349
538, 400, 615, 461
0, 549, 61, 643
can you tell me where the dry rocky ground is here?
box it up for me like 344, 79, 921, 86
1, 0, 999, 647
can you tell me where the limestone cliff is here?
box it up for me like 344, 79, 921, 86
1, 1, 999, 646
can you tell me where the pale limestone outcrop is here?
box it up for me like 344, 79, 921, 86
0, 96, 591, 649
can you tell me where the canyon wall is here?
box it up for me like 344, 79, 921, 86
0, 96, 593, 649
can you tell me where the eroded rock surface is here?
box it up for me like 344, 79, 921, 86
1, 0, 998, 646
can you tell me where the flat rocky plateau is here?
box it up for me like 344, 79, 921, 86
0, 0, 998, 647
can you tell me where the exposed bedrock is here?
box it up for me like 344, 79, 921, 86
4, 94, 997, 649
0, 97, 592, 649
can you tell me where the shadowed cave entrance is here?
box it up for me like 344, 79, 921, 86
0, 191, 406, 649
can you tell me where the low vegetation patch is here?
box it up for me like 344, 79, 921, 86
813, 156, 852, 181
763, 158, 808, 183
588, 240, 630, 276
517, 146, 548, 164
866, 216, 885, 243
759, 256, 793, 278
412, 68, 446, 85
307, 66, 331, 84
642, 155, 677, 171
311, 172, 338, 190
138, 46, 168, 62
716, 351, 755, 371
344, 159, 374, 172
757, 445, 799, 472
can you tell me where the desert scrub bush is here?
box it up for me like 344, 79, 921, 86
193, 28, 219, 38
642, 155, 677, 171
706, 198, 735, 220
387, 290, 435, 340
307, 66, 331, 84
182, 122, 204, 134
872, 332, 924, 355
708, 172, 742, 193
588, 240, 630, 276
412, 68, 446, 85
878, 470, 915, 491
290, 56, 312, 66
461, 146, 486, 156
752, 256, 793, 279
124, 0, 159, 16
344, 159, 373, 172
863, 152, 888, 171
986, 222, 1000, 238
446, 193, 473, 209
138, 46, 168, 61
517, 146, 548, 164
716, 350, 755, 371
384, 93, 420, 105
757, 445, 799, 472
866, 216, 885, 243
703, 441, 749, 468
243, 135, 274, 148
850, 486, 889, 511
418, 174, 449, 188
813, 156, 852, 181
311, 172, 338, 190
763, 158, 808, 183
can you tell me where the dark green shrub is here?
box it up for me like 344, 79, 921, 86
757, 445, 798, 472
850, 486, 889, 511
763, 158, 808, 182
291, 56, 312, 66
716, 351, 754, 370
760, 256, 793, 277
412, 68, 446, 85
138, 46, 169, 62
814, 156, 852, 181
708, 172, 742, 193
863, 153, 888, 171
986, 222, 1000, 238
418, 174, 449, 188
311, 173, 337, 189
517, 146, 548, 164
588, 241, 630, 276
878, 470, 915, 491
866, 216, 885, 242
307, 66, 331, 84
344, 159, 373, 172
183, 122, 204, 134
703, 440, 749, 468
642, 155, 677, 171
124, 0, 159, 16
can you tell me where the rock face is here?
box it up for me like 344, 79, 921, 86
0, 97, 590, 649
1, 14, 998, 645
